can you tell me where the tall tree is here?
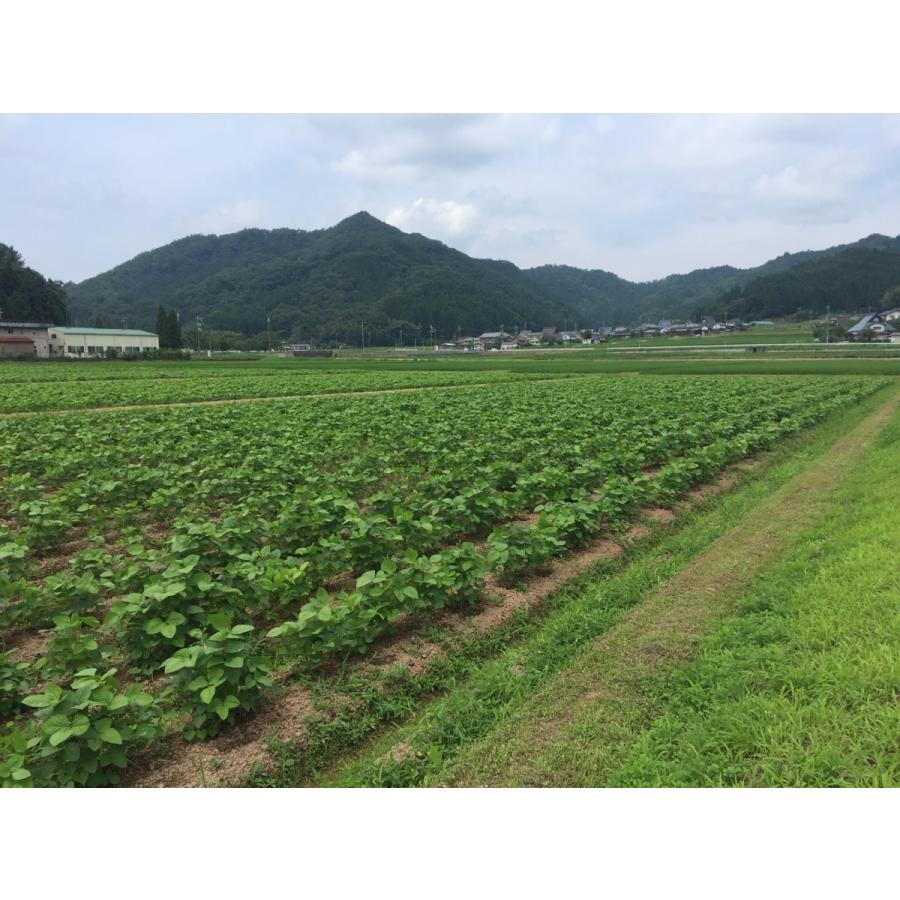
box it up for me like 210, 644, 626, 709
155, 305, 169, 346
167, 309, 182, 349
0, 243, 67, 323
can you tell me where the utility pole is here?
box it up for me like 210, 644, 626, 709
360, 322, 365, 352
826, 304, 831, 344
267, 315, 271, 353
196, 316, 202, 353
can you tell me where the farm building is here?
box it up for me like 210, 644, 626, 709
0, 321, 53, 358
48, 326, 159, 357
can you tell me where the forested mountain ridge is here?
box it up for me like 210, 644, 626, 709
67, 213, 576, 343
55, 214, 900, 340
528, 233, 900, 324
705, 243, 900, 320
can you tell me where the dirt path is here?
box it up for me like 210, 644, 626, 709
0, 377, 570, 418
446, 387, 900, 786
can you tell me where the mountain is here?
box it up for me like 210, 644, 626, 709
0, 243, 67, 324
705, 241, 900, 320
61, 215, 900, 341
528, 233, 900, 324
66, 213, 575, 343
66, 227, 317, 322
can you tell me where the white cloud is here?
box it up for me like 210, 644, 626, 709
386, 197, 478, 236
753, 165, 851, 222
4, 114, 900, 282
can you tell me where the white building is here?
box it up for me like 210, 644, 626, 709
48, 326, 159, 357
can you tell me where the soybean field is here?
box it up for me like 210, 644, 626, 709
0, 359, 895, 787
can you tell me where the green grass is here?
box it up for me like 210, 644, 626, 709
607, 411, 900, 787
309, 385, 895, 787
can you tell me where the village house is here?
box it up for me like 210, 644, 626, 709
477, 331, 513, 346
846, 313, 896, 342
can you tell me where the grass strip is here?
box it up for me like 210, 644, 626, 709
308, 384, 896, 786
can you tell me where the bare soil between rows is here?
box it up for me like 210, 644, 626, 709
122, 468, 746, 787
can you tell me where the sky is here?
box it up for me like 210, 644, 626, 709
3, 113, 900, 284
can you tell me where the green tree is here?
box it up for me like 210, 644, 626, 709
167, 309, 182, 349
0, 243, 67, 323
155, 305, 169, 347
881, 284, 900, 308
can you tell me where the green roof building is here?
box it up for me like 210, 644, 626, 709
48, 326, 159, 357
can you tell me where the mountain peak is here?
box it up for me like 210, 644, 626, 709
333, 210, 391, 231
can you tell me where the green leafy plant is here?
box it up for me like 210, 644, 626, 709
17, 668, 161, 787
0, 652, 31, 719
162, 616, 275, 740
36, 614, 112, 678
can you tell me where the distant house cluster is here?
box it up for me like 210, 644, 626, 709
434, 319, 748, 352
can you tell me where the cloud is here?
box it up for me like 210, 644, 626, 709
3, 114, 900, 282
386, 197, 478, 236
329, 114, 560, 184
753, 165, 850, 222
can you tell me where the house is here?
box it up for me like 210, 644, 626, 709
455, 336, 484, 352
500, 341, 519, 351
638, 323, 660, 336
48, 326, 160, 357
847, 313, 896, 342
478, 331, 513, 344
516, 331, 542, 346
610, 326, 630, 339
882, 307, 900, 322
711, 322, 727, 332
0, 321, 52, 358
657, 319, 672, 332
282, 342, 311, 352
558, 330, 581, 343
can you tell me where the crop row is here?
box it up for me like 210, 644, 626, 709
0, 374, 887, 785
0, 368, 561, 413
